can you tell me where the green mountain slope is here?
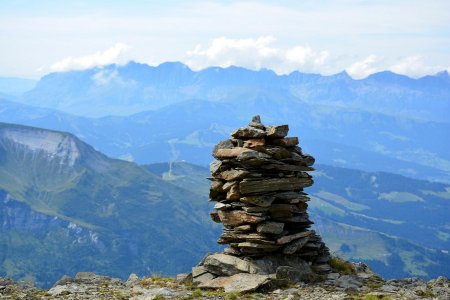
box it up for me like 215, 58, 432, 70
147, 162, 450, 279
0, 122, 221, 287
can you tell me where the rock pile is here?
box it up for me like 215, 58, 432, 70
193, 116, 331, 291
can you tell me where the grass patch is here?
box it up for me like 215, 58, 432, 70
224, 291, 241, 300
329, 256, 356, 275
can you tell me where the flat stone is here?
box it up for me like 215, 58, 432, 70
218, 232, 274, 244
282, 237, 310, 254
210, 159, 227, 175
237, 149, 271, 161
240, 178, 313, 194
277, 230, 313, 245
233, 224, 253, 232
272, 137, 299, 147
265, 146, 292, 159
231, 127, 266, 139
192, 266, 209, 278
240, 195, 275, 207
219, 169, 250, 181
260, 162, 313, 172
257, 222, 285, 234
53, 275, 74, 287
275, 192, 308, 201
237, 242, 281, 251
335, 275, 363, 291
199, 273, 272, 293
276, 265, 313, 283
224, 247, 241, 256
242, 206, 269, 213
214, 147, 250, 159
193, 272, 216, 284
217, 210, 267, 226
176, 273, 192, 283
266, 125, 289, 138
214, 203, 231, 210
302, 154, 315, 166
279, 214, 311, 223
212, 139, 234, 156
201, 253, 254, 275
243, 138, 266, 148
252, 254, 311, 274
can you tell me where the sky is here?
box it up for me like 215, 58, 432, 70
0, 0, 449, 79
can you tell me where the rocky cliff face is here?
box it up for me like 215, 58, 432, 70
0, 126, 80, 166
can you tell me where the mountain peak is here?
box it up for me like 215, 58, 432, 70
157, 61, 191, 71
0, 123, 81, 166
435, 70, 449, 79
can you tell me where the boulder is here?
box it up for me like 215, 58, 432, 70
198, 273, 273, 293
217, 210, 267, 227
266, 125, 289, 138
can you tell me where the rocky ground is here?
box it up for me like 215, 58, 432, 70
1, 266, 448, 300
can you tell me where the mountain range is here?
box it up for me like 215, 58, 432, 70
0, 122, 448, 287
0, 62, 449, 183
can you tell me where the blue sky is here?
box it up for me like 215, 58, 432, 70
1, 0, 449, 78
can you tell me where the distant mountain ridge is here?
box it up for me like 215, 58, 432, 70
17, 61, 450, 122
1, 95, 449, 183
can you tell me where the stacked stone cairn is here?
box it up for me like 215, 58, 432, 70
193, 116, 331, 292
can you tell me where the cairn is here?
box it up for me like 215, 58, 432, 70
193, 116, 331, 291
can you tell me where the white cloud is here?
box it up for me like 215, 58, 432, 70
388, 55, 444, 78
346, 55, 381, 79
49, 43, 130, 72
185, 36, 330, 75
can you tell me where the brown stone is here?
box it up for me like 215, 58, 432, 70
243, 138, 266, 148
222, 181, 237, 191
231, 127, 266, 139
239, 177, 313, 194
234, 224, 253, 232
219, 169, 250, 181
265, 146, 292, 159
276, 230, 313, 245
272, 137, 299, 147
212, 139, 234, 157
226, 184, 241, 200
240, 195, 275, 207
198, 273, 273, 293
218, 232, 275, 244
266, 125, 289, 138
210, 212, 221, 223
217, 210, 267, 226
257, 222, 285, 234
237, 149, 271, 161
282, 237, 310, 254
237, 242, 281, 251
214, 147, 250, 159
242, 206, 270, 213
